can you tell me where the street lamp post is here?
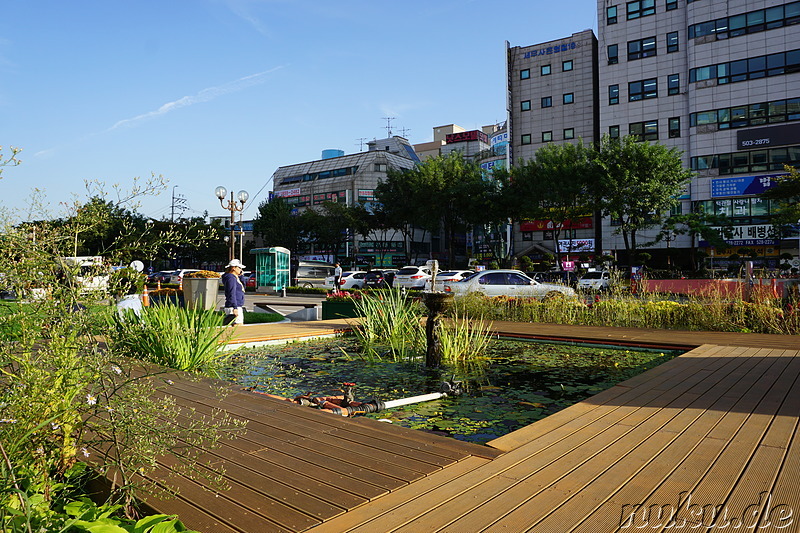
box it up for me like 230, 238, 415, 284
664, 231, 675, 268
215, 186, 249, 261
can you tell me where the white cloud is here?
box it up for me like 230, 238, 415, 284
109, 66, 284, 131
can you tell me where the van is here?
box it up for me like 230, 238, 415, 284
293, 261, 336, 288
59, 256, 109, 292
577, 270, 612, 291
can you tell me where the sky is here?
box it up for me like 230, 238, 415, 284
1, 0, 598, 223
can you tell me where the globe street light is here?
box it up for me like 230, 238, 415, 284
215, 186, 249, 261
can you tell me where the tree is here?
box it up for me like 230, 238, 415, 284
299, 201, 370, 262
376, 152, 488, 267
595, 135, 694, 258
507, 140, 599, 265
252, 197, 303, 252
658, 210, 734, 272
761, 165, 800, 246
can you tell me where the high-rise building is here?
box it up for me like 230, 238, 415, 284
508, 1, 800, 269
507, 30, 601, 264
599, 0, 800, 267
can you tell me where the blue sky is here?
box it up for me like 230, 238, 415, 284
2, 1, 597, 222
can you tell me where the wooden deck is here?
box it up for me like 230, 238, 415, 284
138, 321, 800, 532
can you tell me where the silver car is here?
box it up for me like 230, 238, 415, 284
443, 269, 576, 299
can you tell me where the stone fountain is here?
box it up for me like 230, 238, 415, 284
421, 260, 454, 368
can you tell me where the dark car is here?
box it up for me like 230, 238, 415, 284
363, 269, 397, 289
529, 270, 579, 288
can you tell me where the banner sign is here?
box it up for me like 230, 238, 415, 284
711, 174, 783, 198
272, 188, 301, 198
557, 238, 595, 253
737, 123, 800, 150
703, 224, 780, 246
445, 130, 489, 144
519, 217, 593, 232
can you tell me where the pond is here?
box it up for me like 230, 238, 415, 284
223, 337, 682, 445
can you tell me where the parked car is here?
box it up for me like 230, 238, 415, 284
293, 261, 336, 288
169, 269, 201, 285
529, 270, 579, 288
578, 270, 612, 291
324, 270, 368, 290
148, 270, 175, 284
245, 272, 257, 289
393, 266, 433, 290
363, 269, 397, 289
425, 270, 473, 291
443, 269, 576, 299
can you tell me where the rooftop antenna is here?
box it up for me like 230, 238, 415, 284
398, 127, 411, 138
355, 137, 368, 152
382, 117, 396, 137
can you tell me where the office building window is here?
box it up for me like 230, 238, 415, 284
627, 0, 655, 20
629, 78, 658, 101
669, 117, 681, 138
521, 100, 531, 111
691, 145, 800, 175
563, 93, 574, 104
542, 131, 553, 142
689, 97, 800, 128
564, 128, 575, 139
521, 69, 530, 80
667, 31, 679, 52
630, 120, 659, 141
521, 134, 532, 145
628, 36, 657, 60
609, 125, 620, 138
689, 49, 800, 84
563, 60, 573, 71
668, 73, 680, 95
542, 96, 552, 108
689, 3, 800, 40
666, 0, 677, 10
607, 44, 619, 65
541, 64, 551, 76
609, 84, 620, 105
607, 5, 618, 24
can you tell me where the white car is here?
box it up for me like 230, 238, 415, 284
169, 269, 201, 285
425, 270, 474, 291
324, 270, 368, 290
443, 269, 576, 299
393, 266, 432, 290
577, 271, 612, 291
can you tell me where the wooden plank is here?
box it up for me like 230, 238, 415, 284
307, 456, 491, 533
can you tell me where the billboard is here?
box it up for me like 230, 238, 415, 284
710, 174, 783, 198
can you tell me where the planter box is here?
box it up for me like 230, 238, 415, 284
321, 300, 362, 320
183, 278, 220, 310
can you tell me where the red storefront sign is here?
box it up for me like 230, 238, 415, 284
519, 217, 593, 232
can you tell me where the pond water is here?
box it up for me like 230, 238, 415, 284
223, 337, 682, 445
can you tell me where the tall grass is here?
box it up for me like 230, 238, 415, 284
449, 283, 799, 335
106, 303, 233, 375
352, 290, 425, 361
437, 315, 494, 371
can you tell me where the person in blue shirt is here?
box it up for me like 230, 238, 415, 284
222, 259, 246, 325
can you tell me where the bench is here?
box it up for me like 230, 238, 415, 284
253, 301, 319, 321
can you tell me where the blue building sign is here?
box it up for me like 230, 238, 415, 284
711, 174, 784, 198
524, 42, 577, 58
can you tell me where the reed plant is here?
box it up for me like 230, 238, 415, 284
437, 315, 494, 371
352, 290, 425, 362
448, 282, 799, 335
106, 303, 233, 375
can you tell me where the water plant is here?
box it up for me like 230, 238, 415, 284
106, 303, 233, 376
352, 290, 425, 361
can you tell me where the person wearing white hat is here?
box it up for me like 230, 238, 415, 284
222, 259, 246, 325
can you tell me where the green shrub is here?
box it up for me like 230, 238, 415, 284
106, 303, 233, 376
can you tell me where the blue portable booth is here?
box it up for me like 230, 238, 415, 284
250, 246, 291, 294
